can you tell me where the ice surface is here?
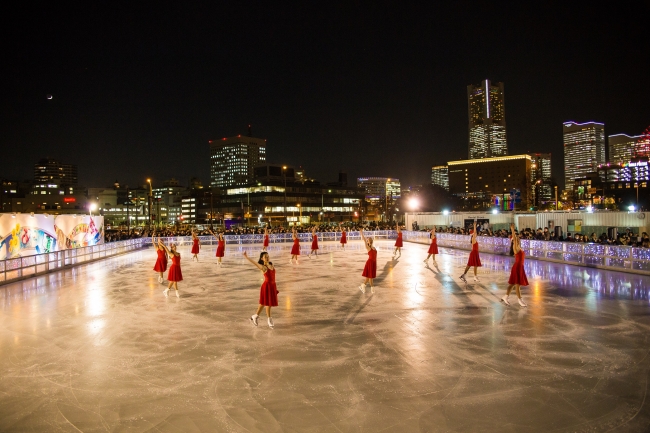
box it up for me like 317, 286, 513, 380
1, 240, 649, 432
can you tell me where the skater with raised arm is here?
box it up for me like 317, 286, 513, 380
359, 228, 377, 294
459, 220, 481, 283
423, 228, 438, 264
244, 250, 278, 329
393, 223, 403, 258
152, 233, 168, 283
290, 227, 300, 264
262, 226, 270, 252
209, 229, 226, 267
159, 240, 182, 298
190, 231, 200, 261
309, 226, 319, 258
339, 223, 347, 250
502, 223, 529, 307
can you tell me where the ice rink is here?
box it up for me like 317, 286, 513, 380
1, 239, 650, 432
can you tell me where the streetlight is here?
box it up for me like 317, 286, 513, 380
146, 178, 153, 231
89, 203, 97, 217
554, 185, 558, 210
385, 178, 391, 222
297, 203, 302, 225
282, 166, 287, 226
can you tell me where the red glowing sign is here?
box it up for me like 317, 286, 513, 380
64, 197, 76, 203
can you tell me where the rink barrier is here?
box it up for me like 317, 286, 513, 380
403, 231, 650, 276
144, 230, 398, 248
0, 238, 147, 286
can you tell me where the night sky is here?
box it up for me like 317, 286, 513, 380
2, 3, 649, 189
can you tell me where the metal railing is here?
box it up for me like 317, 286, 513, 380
0, 238, 147, 285
402, 231, 650, 275
6, 229, 647, 284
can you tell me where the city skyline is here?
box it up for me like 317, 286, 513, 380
2, 4, 649, 189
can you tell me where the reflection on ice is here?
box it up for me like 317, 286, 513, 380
0, 240, 650, 432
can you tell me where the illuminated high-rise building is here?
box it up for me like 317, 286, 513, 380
357, 177, 401, 200
467, 79, 507, 159
563, 121, 605, 191
209, 134, 266, 188
431, 165, 449, 190
608, 133, 650, 165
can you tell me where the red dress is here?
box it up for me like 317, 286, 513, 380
216, 239, 225, 257
153, 249, 167, 272
394, 232, 403, 247
258, 268, 279, 306
311, 234, 319, 250
167, 254, 183, 282
263, 234, 270, 247
191, 238, 199, 254
340, 231, 347, 244
427, 236, 438, 254
508, 250, 529, 286
467, 241, 482, 267
362, 248, 377, 278
290, 238, 300, 255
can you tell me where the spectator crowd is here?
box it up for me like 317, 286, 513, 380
434, 225, 650, 248
104, 222, 398, 243
104, 222, 649, 248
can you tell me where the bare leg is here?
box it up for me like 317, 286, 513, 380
463, 266, 470, 274
506, 284, 514, 296
255, 305, 264, 315
473, 267, 478, 276
515, 285, 522, 298
265, 306, 271, 318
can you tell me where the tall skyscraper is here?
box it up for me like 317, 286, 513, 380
563, 121, 605, 191
467, 79, 507, 159
431, 165, 449, 190
527, 153, 552, 204
209, 134, 266, 188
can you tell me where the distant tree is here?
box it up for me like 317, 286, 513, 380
417, 184, 462, 211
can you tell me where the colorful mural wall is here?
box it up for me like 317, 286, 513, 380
0, 214, 104, 260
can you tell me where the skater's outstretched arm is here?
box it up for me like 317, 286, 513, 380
243, 251, 266, 271
360, 228, 371, 252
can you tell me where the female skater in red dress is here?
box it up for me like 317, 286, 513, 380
502, 223, 528, 307
244, 250, 278, 329
152, 233, 168, 283
290, 227, 300, 264
159, 240, 182, 298
262, 226, 270, 252
339, 224, 347, 250
359, 228, 377, 294
309, 226, 319, 258
393, 224, 403, 258
209, 229, 225, 266
460, 220, 481, 283
190, 231, 200, 261
423, 228, 438, 264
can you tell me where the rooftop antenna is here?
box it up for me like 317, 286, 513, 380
248, 124, 252, 137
